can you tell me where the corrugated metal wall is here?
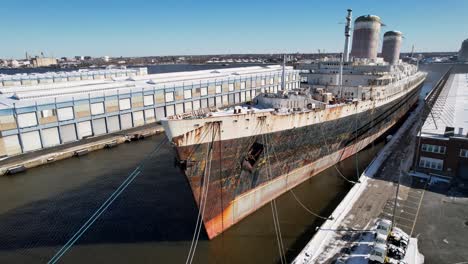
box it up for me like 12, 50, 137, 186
92, 118, 107, 135
60, 124, 77, 143
41, 127, 60, 147
107, 116, 120, 132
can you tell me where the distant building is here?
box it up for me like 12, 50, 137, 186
31, 57, 57, 67
9, 60, 19, 68
415, 73, 468, 180
459, 39, 468, 62
103, 56, 110, 62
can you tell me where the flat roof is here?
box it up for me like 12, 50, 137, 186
421, 73, 468, 138
0, 65, 293, 110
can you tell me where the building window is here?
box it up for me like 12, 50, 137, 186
57, 107, 74, 121
165, 92, 174, 102
184, 89, 192, 99
200, 87, 208, 96
269, 78, 273, 85
251, 80, 256, 88
143, 95, 154, 106
41, 109, 56, 118
119, 98, 131, 110
240, 82, 246, 90
228, 83, 234, 92
293, 74, 296, 81
421, 144, 446, 154
216, 85, 222, 94
91, 102, 105, 115
419, 156, 443, 171
261, 79, 266, 86
17, 112, 38, 128
460, 149, 468, 158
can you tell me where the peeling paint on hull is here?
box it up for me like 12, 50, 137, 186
170, 81, 423, 240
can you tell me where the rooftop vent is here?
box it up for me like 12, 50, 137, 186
147, 79, 156, 85
126, 77, 136, 81
444, 127, 454, 137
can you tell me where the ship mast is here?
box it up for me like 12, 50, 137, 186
343, 9, 352, 62
339, 53, 344, 98
281, 54, 286, 91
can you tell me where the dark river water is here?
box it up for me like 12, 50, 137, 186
0, 64, 449, 263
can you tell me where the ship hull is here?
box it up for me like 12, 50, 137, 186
171, 81, 424, 239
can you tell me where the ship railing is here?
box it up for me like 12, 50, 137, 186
166, 107, 218, 120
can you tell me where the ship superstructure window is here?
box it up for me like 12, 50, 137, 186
216, 85, 222, 94
419, 156, 443, 171
200, 87, 208, 96
261, 79, 266, 86
91, 102, 105, 115
143, 95, 154, 106
241, 82, 246, 90
17, 112, 38, 128
165, 92, 174, 102
421, 144, 446, 154
293, 74, 296, 81
269, 78, 273, 85
460, 149, 468, 158
57, 107, 74, 121
184, 89, 192, 99
229, 83, 234, 91
119, 98, 131, 110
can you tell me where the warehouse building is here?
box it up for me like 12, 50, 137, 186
0, 66, 300, 157
415, 73, 468, 180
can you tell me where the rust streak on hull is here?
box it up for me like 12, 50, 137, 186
168, 79, 424, 240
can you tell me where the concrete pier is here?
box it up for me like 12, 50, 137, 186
0, 124, 164, 175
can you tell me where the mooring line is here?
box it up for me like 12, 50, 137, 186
48, 138, 167, 264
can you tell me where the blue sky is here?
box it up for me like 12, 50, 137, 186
1, 0, 467, 58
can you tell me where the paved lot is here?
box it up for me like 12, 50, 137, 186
412, 181, 468, 264
378, 177, 427, 236
313, 92, 468, 263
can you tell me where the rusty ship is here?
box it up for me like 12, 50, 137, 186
161, 11, 427, 239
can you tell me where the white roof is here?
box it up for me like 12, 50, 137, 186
421, 73, 468, 138
0, 65, 291, 110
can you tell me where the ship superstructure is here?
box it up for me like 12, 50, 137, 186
161, 11, 427, 239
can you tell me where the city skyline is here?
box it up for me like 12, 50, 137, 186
1, 0, 467, 59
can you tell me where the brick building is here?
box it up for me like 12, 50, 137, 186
415, 73, 468, 180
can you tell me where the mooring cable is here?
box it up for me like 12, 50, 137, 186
318, 122, 358, 184
263, 132, 287, 264
48, 137, 167, 264
186, 123, 215, 264
289, 189, 333, 221
265, 133, 333, 222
